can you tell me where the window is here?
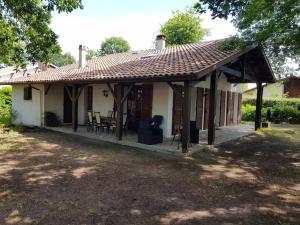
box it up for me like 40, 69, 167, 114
24, 87, 32, 100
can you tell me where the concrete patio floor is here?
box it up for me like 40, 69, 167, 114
46, 124, 254, 155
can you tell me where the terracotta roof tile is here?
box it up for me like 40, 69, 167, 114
0, 39, 247, 84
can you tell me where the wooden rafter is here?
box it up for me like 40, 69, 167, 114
167, 82, 183, 100
106, 83, 117, 102
45, 84, 52, 95
75, 84, 87, 100
65, 86, 73, 101
220, 65, 256, 82
121, 84, 134, 105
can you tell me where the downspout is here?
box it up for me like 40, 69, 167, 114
30, 85, 44, 127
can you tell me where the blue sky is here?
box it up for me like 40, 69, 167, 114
51, 0, 236, 58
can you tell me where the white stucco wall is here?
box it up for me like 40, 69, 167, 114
78, 89, 85, 125
92, 84, 115, 117
12, 84, 44, 127
44, 85, 85, 125
193, 73, 243, 93
44, 85, 64, 122
152, 83, 173, 138
215, 91, 221, 127
244, 83, 284, 99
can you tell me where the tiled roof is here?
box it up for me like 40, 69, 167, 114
0, 40, 253, 84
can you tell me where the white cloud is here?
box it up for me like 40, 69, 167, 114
51, 12, 237, 59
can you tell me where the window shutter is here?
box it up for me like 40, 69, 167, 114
219, 91, 226, 127
24, 87, 32, 100
237, 93, 242, 124
172, 85, 183, 134
204, 89, 210, 130
140, 84, 153, 121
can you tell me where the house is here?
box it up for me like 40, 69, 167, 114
244, 76, 300, 99
0, 35, 275, 153
0, 63, 57, 84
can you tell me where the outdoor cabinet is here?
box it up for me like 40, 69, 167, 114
190, 121, 199, 143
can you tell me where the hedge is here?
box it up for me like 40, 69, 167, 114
242, 98, 300, 124
243, 98, 300, 109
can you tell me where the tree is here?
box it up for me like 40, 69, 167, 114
160, 8, 208, 46
194, 0, 300, 78
86, 49, 98, 60
0, 0, 83, 67
99, 37, 130, 55
50, 52, 76, 67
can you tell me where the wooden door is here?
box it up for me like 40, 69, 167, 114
237, 93, 242, 124
226, 91, 234, 126
172, 85, 183, 134
204, 89, 210, 130
87, 86, 93, 111
140, 84, 153, 121
219, 91, 226, 127
63, 86, 72, 123
196, 87, 204, 130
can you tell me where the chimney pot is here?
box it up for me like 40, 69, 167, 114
79, 44, 87, 68
155, 34, 166, 50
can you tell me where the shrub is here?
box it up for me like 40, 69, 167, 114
241, 104, 256, 121
243, 98, 300, 109
0, 86, 13, 127
242, 97, 300, 124
272, 104, 300, 124
0, 108, 13, 127
242, 104, 267, 122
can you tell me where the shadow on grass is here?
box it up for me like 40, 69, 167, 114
0, 128, 299, 225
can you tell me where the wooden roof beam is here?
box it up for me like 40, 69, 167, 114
220, 66, 257, 82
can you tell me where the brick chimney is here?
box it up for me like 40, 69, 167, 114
78, 44, 87, 68
155, 34, 166, 50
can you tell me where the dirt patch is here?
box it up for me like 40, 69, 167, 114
0, 128, 299, 225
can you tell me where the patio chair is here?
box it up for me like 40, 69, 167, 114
94, 112, 106, 133
138, 115, 163, 145
105, 110, 115, 133
109, 113, 128, 135
86, 111, 94, 132
107, 110, 114, 120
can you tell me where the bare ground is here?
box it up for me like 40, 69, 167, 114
0, 126, 299, 225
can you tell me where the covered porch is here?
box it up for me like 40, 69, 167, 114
46, 124, 254, 155
41, 46, 274, 154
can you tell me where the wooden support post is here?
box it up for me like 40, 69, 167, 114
182, 80, 191, 153
116, 84, 124, 140
71, 85, 78, 132
208, 71, 218, 145
255, 82, 263, 131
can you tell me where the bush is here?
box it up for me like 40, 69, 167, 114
45, 112, 61, 127
0, 86, 13, 127
242, 97, 300, 124
0, 108, 13, 128
241, 104, 256, 121
272, 104, 300, 124
242, 104, 267, 122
